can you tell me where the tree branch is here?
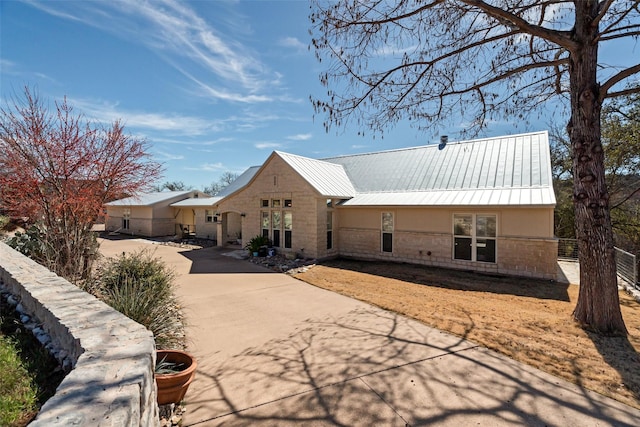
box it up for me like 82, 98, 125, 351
460, 0, 577, 49
599, 63, 640, 100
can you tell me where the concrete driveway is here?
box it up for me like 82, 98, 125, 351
98, 237, 640, 426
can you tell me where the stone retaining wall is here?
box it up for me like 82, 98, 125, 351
0, 242, 159, 426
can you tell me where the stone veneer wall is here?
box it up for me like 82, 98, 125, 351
338, 228, 558, 280
0, 242, 159, 427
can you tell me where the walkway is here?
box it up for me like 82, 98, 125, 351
99, 238, 640, 426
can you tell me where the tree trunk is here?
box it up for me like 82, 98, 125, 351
568, 1, 627, 335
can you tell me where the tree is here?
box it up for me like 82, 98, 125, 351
204, 171, 239, 195
0, 87, 162, 282
310, 1, 640, 334
152, 181, 193, 192
552, 92, 640, 251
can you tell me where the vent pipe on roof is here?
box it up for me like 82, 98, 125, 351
438, 135, 448, 150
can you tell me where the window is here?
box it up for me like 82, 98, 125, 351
381, 212, 393, 253
284, 199, 292, 208
261, 199, 269, 208
272, 199, 281, 208
327, 212, 333, 250
261, 211, 270, 238
326, 198, 333, 207
122, 208, 131, 230
453, 214, 496, 263
272, 211, 281, 247
205, 210, 214, 223
284, 212, 292, 248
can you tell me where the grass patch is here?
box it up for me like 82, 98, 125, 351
0, 335, 37, 426
294, 259, 640, 409
0, 296, 64, 427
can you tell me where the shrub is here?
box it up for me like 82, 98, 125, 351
0, 215, 10, 231
6, 225, 45, 262
244, 235, 271, 253
96, 250, 185, 349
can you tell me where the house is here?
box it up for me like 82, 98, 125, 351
203, 131, 558, 279
105, 190, 210, 237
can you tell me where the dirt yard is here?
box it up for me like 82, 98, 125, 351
293, 259, 640, 409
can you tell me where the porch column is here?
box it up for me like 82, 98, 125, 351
216, 219, 223, 247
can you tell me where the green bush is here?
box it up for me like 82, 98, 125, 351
96, 250, 185, 349
6, 225, 45, 261
244, 235, 271, 253
0, 215, 10, 231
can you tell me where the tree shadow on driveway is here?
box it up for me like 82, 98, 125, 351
183, 307, 639, 426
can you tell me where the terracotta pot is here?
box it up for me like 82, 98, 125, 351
155, 350, 197, 405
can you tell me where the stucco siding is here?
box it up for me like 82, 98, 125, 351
501, 208, 554, 237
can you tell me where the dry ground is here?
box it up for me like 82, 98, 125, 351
293, 259, 640, 409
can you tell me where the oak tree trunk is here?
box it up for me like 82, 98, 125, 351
568, 1, 627, 334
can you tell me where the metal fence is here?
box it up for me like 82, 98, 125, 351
558, 238, 638, 289
557, 238, 579, 260
615, 247, 638, 288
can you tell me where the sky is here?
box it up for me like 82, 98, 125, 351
1, 1, 637, 191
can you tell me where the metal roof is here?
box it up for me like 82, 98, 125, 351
170, 197, 221, 207
214, 131, 555, 207
105, 191, 195, 207
216, 166, 261, 198
339, 188, 555, 207
275, 152, 356, 198
324, 131, 555, 206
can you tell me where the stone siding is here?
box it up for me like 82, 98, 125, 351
498, 237, 559, 280
216, 155, 325, 258
0, 242, 158, 427
339, 227, 558, 279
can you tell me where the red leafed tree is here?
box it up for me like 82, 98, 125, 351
0, 87, 162, 282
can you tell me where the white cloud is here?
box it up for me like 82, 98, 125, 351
69, 98, 215, 135
254, 142, 282, 149
279, 36, 306, 51
26, 0, 280, 103
287, 133, 312, 141
185, 162, 225, 172
155, 151, 185, 161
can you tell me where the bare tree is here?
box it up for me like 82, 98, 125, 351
204, 171, 239, 195
152, 181, 193, 192
310, 1, 640, 334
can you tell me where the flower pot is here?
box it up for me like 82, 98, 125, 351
155, 350, 197, 405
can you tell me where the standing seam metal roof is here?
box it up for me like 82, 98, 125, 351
322, 131, 555, 206
105, 191, 195, 206
214, 131, 555, 207
275, 151, 356, 198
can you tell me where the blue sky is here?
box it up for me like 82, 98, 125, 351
1, 1, 636, 190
